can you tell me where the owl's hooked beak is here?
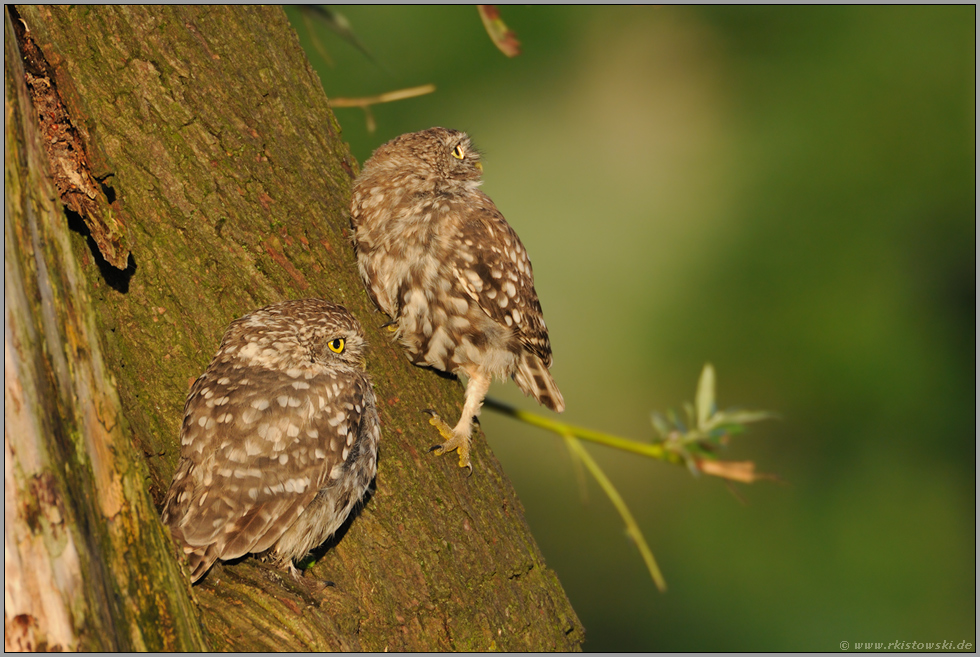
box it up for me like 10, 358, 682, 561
474, 161, 483, 172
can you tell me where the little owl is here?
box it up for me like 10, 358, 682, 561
350, 127, 564, 473
161, 298, 380, 582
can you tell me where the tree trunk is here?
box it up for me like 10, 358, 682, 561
4, 5, 583, 651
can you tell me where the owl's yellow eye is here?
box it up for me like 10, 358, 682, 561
452, 144, 465, 160
328, 338, 345, 354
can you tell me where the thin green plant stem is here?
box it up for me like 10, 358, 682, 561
562, 435, 667, 592
483, 398, 684, 465
482, 366, 775, 592
484, 397, 668, 591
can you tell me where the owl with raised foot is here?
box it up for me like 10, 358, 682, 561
350, 127, 564, 474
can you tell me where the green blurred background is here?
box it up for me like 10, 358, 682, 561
285, 6, 975, 651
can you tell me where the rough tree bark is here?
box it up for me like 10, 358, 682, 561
4, 5, 583, 651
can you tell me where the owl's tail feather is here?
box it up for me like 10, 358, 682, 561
186, 546, 220, 583
514, 353, 565, 413
167, 520, 220, 582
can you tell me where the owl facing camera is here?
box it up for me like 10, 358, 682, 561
161, 299, 380, 583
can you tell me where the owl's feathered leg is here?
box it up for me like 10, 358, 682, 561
427, 368, 492, 473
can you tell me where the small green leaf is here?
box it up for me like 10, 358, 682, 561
695, 363, 716, 431
708, 424, 743, 440
683, 401, 696, 431
717, 409, 780, 426
703, 410, 780, 434
650, 412, 671, 439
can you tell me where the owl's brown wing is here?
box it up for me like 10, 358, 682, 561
162, 368, 364, 580
353, 243, 392, 319
450, 192, 554, 365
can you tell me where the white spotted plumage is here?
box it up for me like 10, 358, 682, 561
350, 127, 564, 472
161, 299, 380, 582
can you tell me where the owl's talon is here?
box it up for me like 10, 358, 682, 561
430, 435, 472, 471
423, 410, 456, 440
424, 410, 473, 471
287, 562, 305, 580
